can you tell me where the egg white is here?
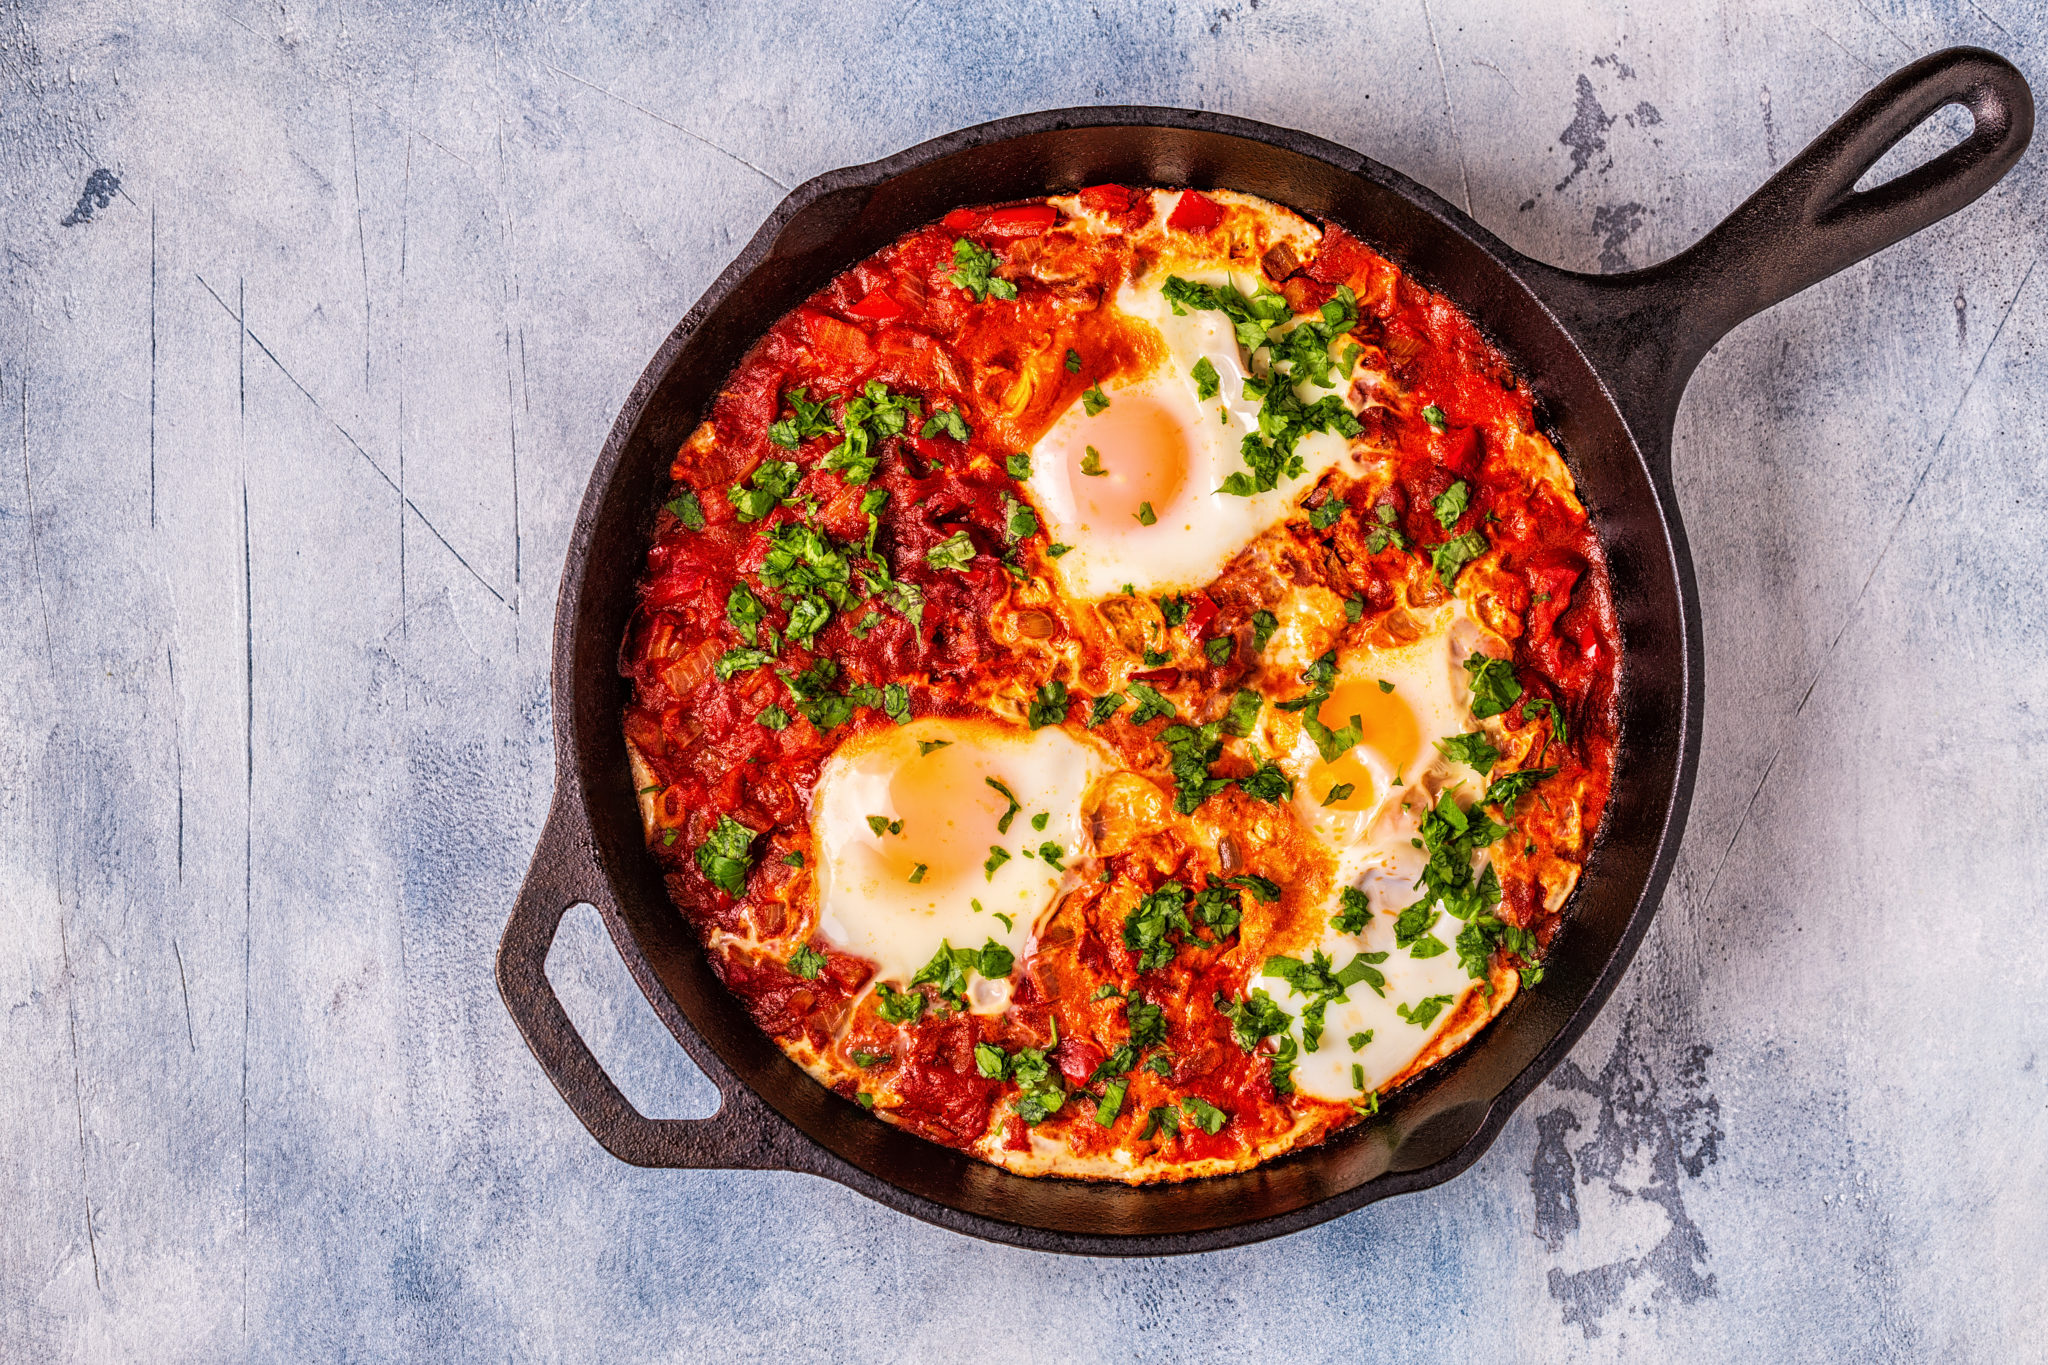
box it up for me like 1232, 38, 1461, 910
1025, 269, 1359, 600
810, 717, 1109, 1008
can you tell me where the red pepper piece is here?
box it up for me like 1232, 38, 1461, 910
1167, 190, 1225, 233
1130, 667, 1180, 685
1183, 591, 1218, 637
942, 207, 981, 231
985, 204, 1057, 234
844, 291, 905, 321
1078, 184, 1133, 214
1437, 424, 1484, 477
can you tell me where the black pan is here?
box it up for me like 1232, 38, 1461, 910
497, 48, 2030, 1255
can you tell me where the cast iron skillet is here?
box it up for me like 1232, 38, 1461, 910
497, 48, 2030, 1255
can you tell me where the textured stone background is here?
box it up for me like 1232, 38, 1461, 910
4, 0, 2044, 1359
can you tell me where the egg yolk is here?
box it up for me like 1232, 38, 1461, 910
1067, 391, 1189, 526
864, 747, 1012, 887
1309, 678, 1422, 810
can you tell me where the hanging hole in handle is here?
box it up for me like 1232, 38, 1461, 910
1854, 100, 1976, 193
545, 901, 721, 1119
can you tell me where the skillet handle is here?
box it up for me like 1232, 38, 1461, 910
496, 791, 809, 1169
1520, 45, 2032, 455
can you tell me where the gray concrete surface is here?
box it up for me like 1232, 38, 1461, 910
4, 1, 2044, 1359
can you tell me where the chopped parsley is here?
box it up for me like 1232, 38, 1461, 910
1398, 994, 1454, 1028
1463, 654, 1523, 719
949, 238, 1016, 302
758, 704, 790, 731
1525, 696, 1568, 745
925, 530, 977, 571
1250, 609, 1278, 654
1421, 404, 1448, 431
1484, 765, 1558, 816
716, 647, 774, 681
985, 777, 1022, 833
1181, 1096, 1228, 1135
1221, 688, 1263, 737
1087, 692, 1126, 727
872, 982, 926, 1024
1309, 496, 1346, 531
1082, 384, 1109, 415
1096, 1078, 1128, 1126
1125, 682, 1176, 725
1157, 720, 1232, 813
977, 1043, 1065, 1123
782, 851, 805, 867
1006, 452, 1032, 479
1365, 503, 1410, 554
786, 944, 827, 979
1080, 446, 1107, 477
922, 406, 971, 442
1204, 636, 1233, 665
1436, 730, 1502, 772
908, 864, 927, 883
727, 458, 801, 522
1322, 782, 1354, 806
1431, 529, 1489, 589
1030, 812, 1050, 832
983, 846, 1012, 880
1432, 480, 1471, 529
1191, 356, 1220, 400
1332, 886, 1372, 934
1135, 501, 1157, 526
910, 937, 1015, 1008
850, 1049, 889, 1067
766, 386, 835, 450
1348, 1030, 1373, 1051
1263, 948, 1390, 1050
821, 380, 923, 485
665, 489, 705, 530
1047, 543, 1072, 557
1065, 348, 1082, 373
693, 814, 758, 897
1002, 490, 1037, 545
1027, 679, 1069, 729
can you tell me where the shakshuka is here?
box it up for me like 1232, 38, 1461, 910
619, 187, 1620, 1182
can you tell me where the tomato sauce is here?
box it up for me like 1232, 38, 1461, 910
621, 193, 1622, 1174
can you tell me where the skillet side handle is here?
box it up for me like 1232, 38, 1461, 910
496, 790, 810, 1170
1521, 45, 2032, 457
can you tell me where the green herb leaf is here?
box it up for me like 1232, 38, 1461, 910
1221, 688, 1262, 738
1134, 501, 1157, 526
949, 237, 1017, 302
1309, 496, 1345, 530
1096, 1077, 1128, 1126
1125, 683, 1176, 725
1332, 886, 1372, 934
665, 489, 705, 530
1080, 446, 1107, 477
1087, 692, 1126, 727
873, 982, 926, 1024
1422, 404, 1448, 430
1181, 1096, 1228, 1134
1027, 679, 1069, 729
716, 647, 774, 681
787, 944, 827, 979
1322, 782, 1354, 806
1047, 543, 1072, 558
1250, 609, 1278, 654
1082, 384, 1109, 416
1006, 452, 1032, 479
1398, 994, 1454, 1028
922, 406, 971, 442
767, 387, 836, 450
758, 704, 790, 731
1463, 654, 1523, 719
1191, 356, 1220, 401
694, 814, 759, 897
926, 530, 977, 572
1436, 730, 1502, 772
983, 846, 1012, 880
1065, 348, 1082, 373
1205, 636, 1233, 665
1432, 480, 1471, 529
1525, 696, 1568, 745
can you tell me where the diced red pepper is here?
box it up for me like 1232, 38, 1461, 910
802, 309, 873, 368
844, 291, 905, 321
1078, 184, 1133, 215
985, 204, 1057, 235
1130, 667, 1180, 686
1167, 190, 1225, 233
1437, 423, 1484, 477
942, 207, 981, 231
1183, 592, 1218, 637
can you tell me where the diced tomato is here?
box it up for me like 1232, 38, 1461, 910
942, 207, 981, 231
1078, 184, 1133, 215
1304, 223, 1374, 285
1437, 423, 1484, 477
1054, 1037, 1105, 1086
1167, 190, 1225, 233
801, 309, 873, 368
844, 291, 905, 322
1183, 592, 1218, 637
986, 204, 1057, 235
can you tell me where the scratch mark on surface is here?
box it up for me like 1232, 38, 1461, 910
1689, 255, 2037, 921
149, 204, 159, 527
496, 121, 524, 627
1851, 0, 1916, 58
542, 61, 791, 190
57, 912, 103, 1292
192, 273, 511, 607
1812, 25, 1879, 75
1966, 0, 2010, 39
168, 642, 185, 876
20, 366, 55, 663
347, 102, 372, 397
1762, 85, 1778, 167
399, 133, 412, 638
238, 277, 252, 1335
1417, 0, 1473, 216
173, 936, 195, 1052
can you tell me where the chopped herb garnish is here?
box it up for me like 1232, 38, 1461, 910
851, 1049, 889, 1067
1432, 480, 1471, 529
1422, 404, 1448, 430
1250, 609, 1278, 654
782, 851, 805, 867
922, 406, 971, 442
787, 944, 827, 979
983, 846, 1012, 880
1006, 452, 1032, 479
665, 489, 705, 530
1431, 529, 1488, 589
1087, 692, 1127, 727
1221, 687, 1263, 738
1525, 696, 1568, 745
1398, 994, 1454, 1028
873, 982, 926, 1024
1080, 446, 1107, 477
1205, 636, 1233, 664
1463, 654, 1523, 719
694, 814, 758, 897
1030, 811, 1050, 832
949, 237, 1017, 302
908, 863, 927, 884
767, 386, 836, 450
1065, 348, 1082, 373
758, 704, 791, 731
1027, 679, 1069, 729
1135, 501, 1157, 526
1097, 1078, 1128, 1126
1191, 356, 1220, 401
985, 777, 1022, 833
1082, 384, 1109, 415
1047, 543, 1072, 557
1125, 683, 1176, 725
1322, 782, 1355, 806
925, 530, 977, 572
1181, 1096, 1228, 1135
1437, 730, 1503, 771
1309, 496, 1346, 531
1349, 1030, 1373, 1051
